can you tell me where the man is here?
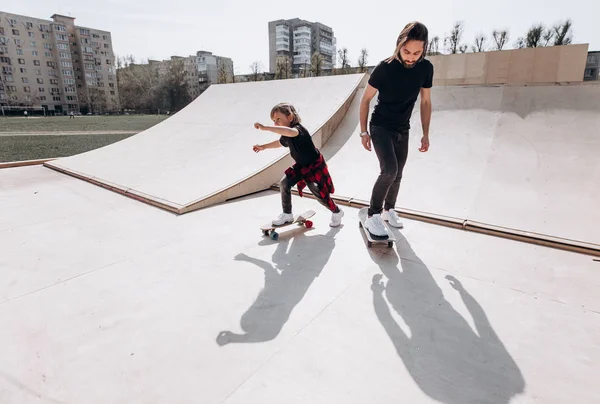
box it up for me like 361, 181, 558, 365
359, 21, 433, 238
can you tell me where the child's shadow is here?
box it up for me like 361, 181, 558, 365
216, 226, 341, 346
369, 230, 526, 404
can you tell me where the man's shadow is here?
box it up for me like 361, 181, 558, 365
369, 230, 526, 404
216, 226, 341, 346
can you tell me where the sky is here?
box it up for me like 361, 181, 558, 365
6, 0, 599, 75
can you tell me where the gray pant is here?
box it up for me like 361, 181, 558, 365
368, 124, 410, 216
280, 176, 338, 214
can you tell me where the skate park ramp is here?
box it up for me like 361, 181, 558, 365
44, 74, 366, 213
321, 82, 600, 250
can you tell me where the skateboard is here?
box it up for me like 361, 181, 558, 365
260, 209, 316, 240
358, 207, 396, 248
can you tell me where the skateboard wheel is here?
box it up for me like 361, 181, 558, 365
305, 220, 313, 228
270, 231, 279, 240
388, 241, 393, 248
262, 230, 269, 236
367, 241, 373, 248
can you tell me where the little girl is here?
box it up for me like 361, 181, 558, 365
253, 102, 344, 227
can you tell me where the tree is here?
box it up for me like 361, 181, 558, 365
472, 34, 487, 52
160, 59, 191, 111
427, 36, 441, 56
250, 61, 263, 82
218, 62, 228, 84
553, 19, 573, 45
336, 47, 350, 74
116, 55, 162, 112
517, 24, 554, 48
275, 57, 292, 80
310, 52, 324, 77
492, 30, 509, 50
357, 48, 369, 72
444, 21, 465, 54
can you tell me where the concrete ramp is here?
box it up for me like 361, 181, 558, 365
321, 82, 600, 250
45, 74, 367, 213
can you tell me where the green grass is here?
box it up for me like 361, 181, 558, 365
0, 133, 136, 162
0, 114, 168, 133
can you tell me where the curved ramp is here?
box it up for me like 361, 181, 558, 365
321, 82, 600, 250
45, 74, 367, 213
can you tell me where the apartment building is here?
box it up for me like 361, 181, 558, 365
148, 51, 234, 99
0, 11, 118, 114
268, 18, 337, 76
584, 51, 599, 81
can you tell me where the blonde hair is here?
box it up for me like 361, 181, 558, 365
270, 103, 301, 126
385, 21, 429, 64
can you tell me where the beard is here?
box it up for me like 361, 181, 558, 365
400, 56, 418, 69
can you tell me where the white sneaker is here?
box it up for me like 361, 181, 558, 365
330, 208, 344, 227
272, 212, 293, 226
382, 209, 403, 228
364, 214, 389, 237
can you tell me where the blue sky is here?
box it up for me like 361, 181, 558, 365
6, 0, 598, 74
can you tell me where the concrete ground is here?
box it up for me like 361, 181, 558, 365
1, 165, 599, 403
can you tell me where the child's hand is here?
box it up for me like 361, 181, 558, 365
253, 144, 264, 153
254, 122, 265, 130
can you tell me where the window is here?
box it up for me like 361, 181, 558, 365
39, 96, 47, 101
64, 78, 75, 85
60, 52, 70, 59
53, 96, 61, 101
12, 29, 19, 35
56, 34, 67, 41
37, 78, 43, 84
20, 68, 27, 73
104, 43, 109, 49
34, 60, 40, 66
587, 55, 597, 64
62, 69, 73, 76
47, 61, 56, 67
57, 43, 69, 50
24, 86, 31, 92
67, 96, 76, 101
65, 87, 76, 93
42, 33, 49, 39
106, 59, 111, 65
14, 39, 21, 46
30, 41, 36, 47
0, 56, 10, 63
61, 61, 72, 67
26, 22, 33, 28
35, 69, 42, 75
45, 52, 53, 58
28, 32, 35, 38
18, 58, 25, 64
22, 77, 29, 83
16, 49, 23, 55
55, 25, 66, 32
44, 43, 52, 49
80, 29, 90, 35
39, 87, 45, 92
5, 75, 14, 82
50, 79, 58, 85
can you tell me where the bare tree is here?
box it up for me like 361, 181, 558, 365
357, 48, 369, 72
472, 34, 487, 52
275, 57, 292, 80
427, 36, 441, 56
492, 30, 509, 50
444, 21, 465, 54
517, 24, 554, 48
553, 19, 573, 45
336, 47, 350, 74
217, 62, 228, 84
310, 52, 324, 77
250, 61, 263, 82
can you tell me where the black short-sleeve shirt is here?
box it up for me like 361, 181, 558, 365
279, 124, 320, 166
368, 58, 434, 132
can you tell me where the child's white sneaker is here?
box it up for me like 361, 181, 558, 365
272, 212, 294, 226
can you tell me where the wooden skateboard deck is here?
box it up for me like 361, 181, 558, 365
260, 209, 316, 240
358, 207, 396, 248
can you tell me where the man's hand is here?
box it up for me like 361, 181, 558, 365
419, 135, 430, 152
252, 144, 264, 153
361, 134, 372, 151
254, 122, 265, 130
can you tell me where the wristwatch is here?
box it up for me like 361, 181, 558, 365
359, 131, 369, 137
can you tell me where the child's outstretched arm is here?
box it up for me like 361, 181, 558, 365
253, 140, 282, 153
254, 122, 299, 137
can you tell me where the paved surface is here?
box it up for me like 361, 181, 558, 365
1, 77, 599, 403
0, 165, 599, 403
323, 83, 600, 246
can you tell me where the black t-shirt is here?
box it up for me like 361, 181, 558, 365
280, 124, 320, 166
368, 58, 433, 132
